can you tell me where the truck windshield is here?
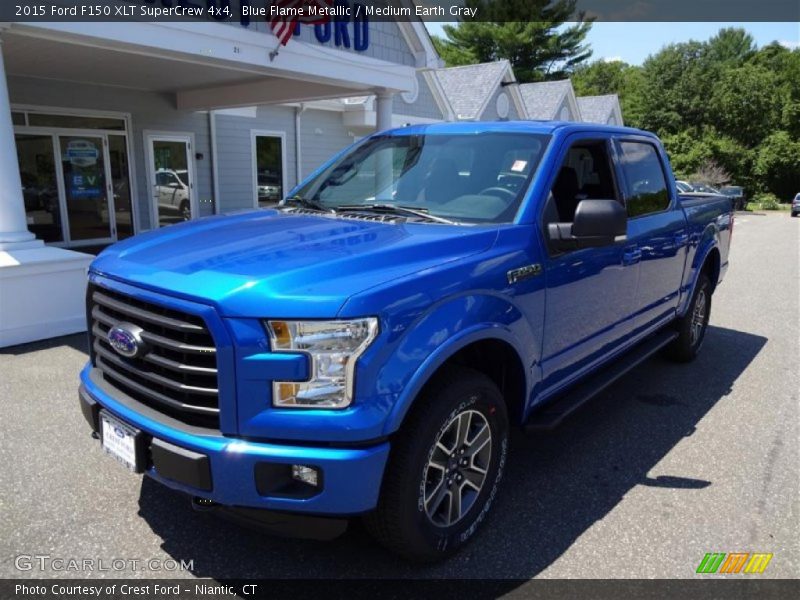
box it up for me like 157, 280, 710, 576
291, 132, 549, 224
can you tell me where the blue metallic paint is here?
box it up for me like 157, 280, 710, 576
80, 121, 732, 514
82, 364, 388, 514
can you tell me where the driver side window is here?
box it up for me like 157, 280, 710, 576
545, 140, 620, 224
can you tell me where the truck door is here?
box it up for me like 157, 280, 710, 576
538, 135, 638, 394
614, 138, 688, 334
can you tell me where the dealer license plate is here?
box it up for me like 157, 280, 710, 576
100, 411, 140, 471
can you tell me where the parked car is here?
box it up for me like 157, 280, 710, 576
257, 170, 282, 206
154, 168, 191, 221
689, 183, 721, 194
79, 122, 733, 562
675, 180, 694, 194
792, 193, 800, 217
720, 186, 746, 211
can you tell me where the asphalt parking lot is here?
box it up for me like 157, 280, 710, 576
1, 212, 798, 581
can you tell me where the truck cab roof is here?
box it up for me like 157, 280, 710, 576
381, 120, 656, 139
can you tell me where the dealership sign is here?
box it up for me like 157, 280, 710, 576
133, 1, 371, 51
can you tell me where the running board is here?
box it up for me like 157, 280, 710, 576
524, 330, 678, 432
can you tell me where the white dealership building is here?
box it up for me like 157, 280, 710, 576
0, 2, 622, 347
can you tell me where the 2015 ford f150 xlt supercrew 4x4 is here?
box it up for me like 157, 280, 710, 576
79, 122, 732, 561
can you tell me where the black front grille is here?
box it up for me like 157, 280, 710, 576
88, 284, 220, 428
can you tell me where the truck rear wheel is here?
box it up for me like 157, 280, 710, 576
364, 366, 508, 562
665, 273, 711, 362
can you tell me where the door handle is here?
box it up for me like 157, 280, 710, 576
623, 245, 642, 266
674, 232, 689, 247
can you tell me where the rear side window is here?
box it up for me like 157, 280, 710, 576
618, 141, 670, 217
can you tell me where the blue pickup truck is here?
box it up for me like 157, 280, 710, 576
79, 122, 732, 561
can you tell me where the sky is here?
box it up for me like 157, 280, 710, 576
425, 22, 800, 65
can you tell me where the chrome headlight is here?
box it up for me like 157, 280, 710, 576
266, 319, 379, 408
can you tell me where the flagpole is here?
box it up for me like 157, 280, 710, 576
269, 39, 282, 61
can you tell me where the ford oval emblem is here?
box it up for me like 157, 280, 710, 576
107, 322, 145, 358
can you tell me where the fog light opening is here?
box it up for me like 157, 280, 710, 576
291, 465, 320, 487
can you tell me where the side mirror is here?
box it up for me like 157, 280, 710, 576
548, 199, 627, 251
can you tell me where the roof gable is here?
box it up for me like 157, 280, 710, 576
577, 94, 623, 125
433, 61, 511, 120
519, 80, 578, 120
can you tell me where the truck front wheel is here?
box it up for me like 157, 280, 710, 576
364, 366, 508, 562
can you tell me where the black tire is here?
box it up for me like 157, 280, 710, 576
665, 273, 712, 363
179, 200, 191, 221
364, 366, 509, 562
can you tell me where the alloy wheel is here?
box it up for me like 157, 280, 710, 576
691, 289, 707, 347
423, 409, 492, 528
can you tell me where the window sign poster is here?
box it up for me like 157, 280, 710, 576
62, 139, 103, 199
70, 173, 103, 198
65, 139, 99, 167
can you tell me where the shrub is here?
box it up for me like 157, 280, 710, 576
754, 192, 780, 210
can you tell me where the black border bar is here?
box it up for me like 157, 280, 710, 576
3, 579, 800, 600
3, 1, 800, 23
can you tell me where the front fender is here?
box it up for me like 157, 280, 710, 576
377, 293, 538, 436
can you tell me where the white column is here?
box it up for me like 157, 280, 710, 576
375, 91, 394, 132
374, 92, 395, 201
0, 36, 39, 250
0, 32, 94, 348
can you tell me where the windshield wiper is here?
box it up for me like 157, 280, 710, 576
282, 196, 334, 213
336, 203, 457, 225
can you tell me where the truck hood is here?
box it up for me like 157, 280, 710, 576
91, 210, 498, 317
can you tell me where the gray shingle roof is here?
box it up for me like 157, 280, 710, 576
433, 61, 510, 120
519, 80, 575, 120
577, 95, 621, 124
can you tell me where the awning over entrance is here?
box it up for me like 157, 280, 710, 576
2, 21, 416, 109
0, 19, 416, 347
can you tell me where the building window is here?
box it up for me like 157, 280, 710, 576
401, 76, 419, 104
496, 92, 510, 119
27, 113, 125, 131
253, 134, 285, 208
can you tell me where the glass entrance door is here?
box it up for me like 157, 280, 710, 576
58, 134, 115, 242
147, 136, 194, 227
15, 134, 63, 243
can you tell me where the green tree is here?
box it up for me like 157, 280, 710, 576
706, 27, 756, 65
571, 60, 630, 96
432, 1, 593, 82
754, 131, 800, 199
635, 41, 720, 134
751, 43, 800, 137
710, 63, 782, 146
571, 59, 646, 127
661, 128, 754, 186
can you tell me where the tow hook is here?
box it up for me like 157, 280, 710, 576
191, 496, 219, 512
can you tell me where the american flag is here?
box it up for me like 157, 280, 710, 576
270, 0, 333, 46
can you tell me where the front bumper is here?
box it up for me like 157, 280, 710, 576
79, 365, 389, 515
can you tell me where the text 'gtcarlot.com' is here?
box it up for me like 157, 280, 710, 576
14, 554, 193, 572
